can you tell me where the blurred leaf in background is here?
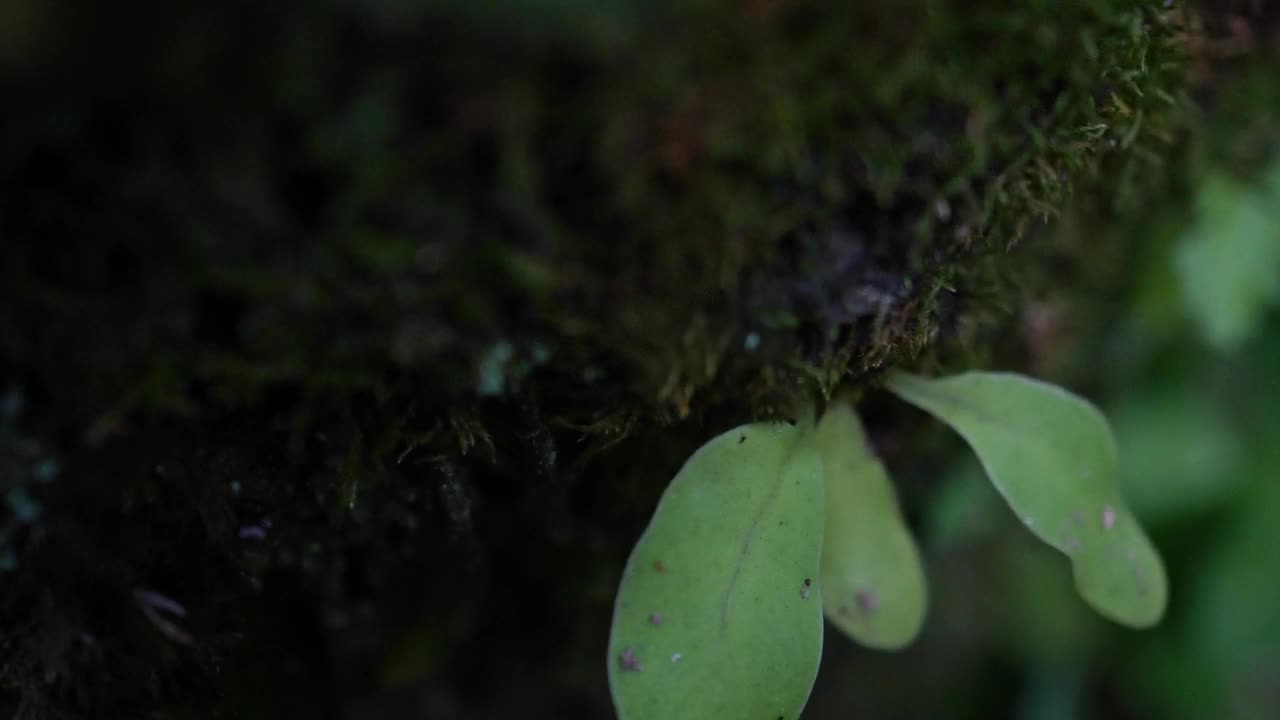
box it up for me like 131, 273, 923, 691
1122, 326, 1280, 720
1175, 160, 1280, 351
1111, 381, 1244, 523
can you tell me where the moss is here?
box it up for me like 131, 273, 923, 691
1003, 2, 1280, 385
2, 0, 1184, 426
0, 0, 1190, 716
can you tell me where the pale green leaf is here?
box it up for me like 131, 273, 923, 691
1175, 164, 1280, 350
607, 419, 824, 720
815, 402, 927, 649
885, 371, 1167, 628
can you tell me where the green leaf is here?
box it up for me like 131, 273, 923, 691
607, 419, 824, 720
885, 371, 1167, 628
1175, 163, 1280, 350
815, 402, 927, 649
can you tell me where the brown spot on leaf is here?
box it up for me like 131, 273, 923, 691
856, 590, 878, 614
618, 646, 643, 672
653, 560, 667, 573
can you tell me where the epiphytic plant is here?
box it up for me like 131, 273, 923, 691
607, 371, 1167, 720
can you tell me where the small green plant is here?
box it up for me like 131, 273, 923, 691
607, 370, 1167, 720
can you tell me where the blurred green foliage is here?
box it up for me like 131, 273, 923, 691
906, 61, 1280, 715
1175, 161, 1280, 349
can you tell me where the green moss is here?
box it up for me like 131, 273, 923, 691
3, 1, 1186, 430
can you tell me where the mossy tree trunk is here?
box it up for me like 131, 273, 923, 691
0, 1, 1210, 717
